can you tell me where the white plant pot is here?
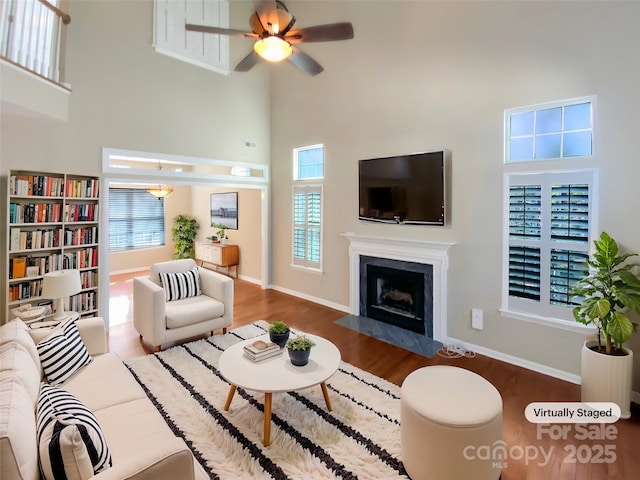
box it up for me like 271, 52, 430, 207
581, 340, 633, 419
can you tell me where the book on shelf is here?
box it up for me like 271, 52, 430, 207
10, 228, 20, 251
12, 258, 26, 278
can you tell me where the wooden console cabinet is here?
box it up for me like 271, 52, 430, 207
195, 242, 239, 278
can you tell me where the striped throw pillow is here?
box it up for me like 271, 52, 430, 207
37, 383, 112, 480
159, 267, 201, 302
37, 318, 92, 385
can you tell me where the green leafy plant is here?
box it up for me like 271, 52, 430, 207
571, 232, 640, 355
269, 321, 289, 334
172, 214, 199, 259
211, 222, 228, 240
286, 335, 316, 351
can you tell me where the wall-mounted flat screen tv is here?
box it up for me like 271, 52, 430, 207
358, 150, 446, 226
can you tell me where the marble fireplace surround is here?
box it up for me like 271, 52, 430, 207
343, 233, 455, 342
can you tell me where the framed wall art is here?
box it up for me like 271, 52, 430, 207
210, 192, 238, 230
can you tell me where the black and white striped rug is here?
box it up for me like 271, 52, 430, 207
125, 321, 409, 479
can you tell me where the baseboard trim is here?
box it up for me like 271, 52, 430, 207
109, 267, 149, 276
268, 284, 350, 314
238, 274, 261, 285
444, 335, 582, 384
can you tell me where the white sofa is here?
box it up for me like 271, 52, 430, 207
0, 317, 207, 480
133, 259, 234, 352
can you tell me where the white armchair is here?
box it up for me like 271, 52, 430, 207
133, 259, 233, 351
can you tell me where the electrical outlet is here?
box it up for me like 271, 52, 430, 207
471, 308, 483, 330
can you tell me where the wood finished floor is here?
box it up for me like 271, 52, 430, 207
108, 271, 640, 480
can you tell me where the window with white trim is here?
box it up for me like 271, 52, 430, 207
294, 144, 324, 180
503, 97, 598, 325
505, 170, 596, 322
293, 185, 322, 268
292, 144, 323, 270
506, 97, 594, 163
109, 188, 166, 251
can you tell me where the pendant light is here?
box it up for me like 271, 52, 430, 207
146, 160, 173, 199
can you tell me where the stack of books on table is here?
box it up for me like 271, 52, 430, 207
243, 340, 282, 363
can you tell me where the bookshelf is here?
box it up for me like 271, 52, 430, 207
7, 170, 101, 320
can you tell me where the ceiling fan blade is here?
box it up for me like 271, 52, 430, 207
234, 50, 261, 72
285, 22, 354, 43
185, 24, 257, 38
253, 0, 279, 34
288, 46, 324, 76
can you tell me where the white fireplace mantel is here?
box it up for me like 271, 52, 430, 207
342, 232, 455, 341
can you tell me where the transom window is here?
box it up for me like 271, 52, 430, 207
506, 97, 594, 163
109, 188, 166, 251
294, 144, 324, 180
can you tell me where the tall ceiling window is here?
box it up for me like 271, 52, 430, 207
503, 98, 598, 328
109, 188, 166, 252
292, 144, 324, 271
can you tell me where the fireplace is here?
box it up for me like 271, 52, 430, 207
366, 264, 425, 334
344, 233, 453, 343
359, 255, 433, 337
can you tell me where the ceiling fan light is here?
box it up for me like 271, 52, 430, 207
254, 36, 292, 62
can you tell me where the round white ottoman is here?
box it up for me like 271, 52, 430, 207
401, 366, 503, 480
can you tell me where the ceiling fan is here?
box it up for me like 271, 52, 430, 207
185, 0, 354, 76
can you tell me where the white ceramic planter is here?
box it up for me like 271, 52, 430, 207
581, 340, 633, 419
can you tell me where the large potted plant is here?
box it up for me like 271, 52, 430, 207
172, 214, 199, 259
571, 232, 640, 418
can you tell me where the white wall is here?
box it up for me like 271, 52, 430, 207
269, 1, 640, 387
0, 0, 271, 323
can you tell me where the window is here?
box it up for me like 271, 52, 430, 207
109, 188, 166, 251
294, 144, 324, 180
504, 170, 596, 322
293, 185, 322, 269
506, 97, 594, 163
292, 144, 324, 270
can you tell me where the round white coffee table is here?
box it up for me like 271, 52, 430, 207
218, 333, 341, 446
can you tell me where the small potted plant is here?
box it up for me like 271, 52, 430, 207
286, 335, 316, 366
211, 222, 229, 244
571, 231, 640, 418
268, 321, 290, 348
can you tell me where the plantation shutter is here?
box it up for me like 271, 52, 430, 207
549, 183, 590, 306
292, 185, 322, 268
506, 171, 594, 320
109, 188, 166, 251
508, 185, 541, 301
